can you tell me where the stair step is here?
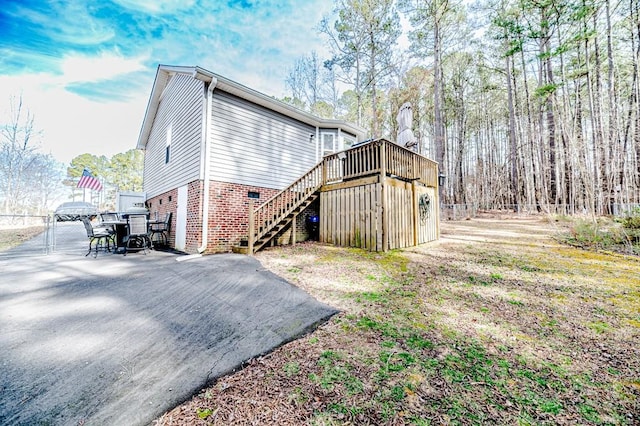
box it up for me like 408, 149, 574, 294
251, 186, 320, 253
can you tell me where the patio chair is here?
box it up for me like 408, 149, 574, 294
81, 217, 113, 258
100, 212, 119, 223
95, 212, 118, 237
124, 214, 152, 255
150, 212, 171, 247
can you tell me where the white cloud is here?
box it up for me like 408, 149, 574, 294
111, 0, 197, 14
12, 2, 116, 46
60, 51, 148, 84
0, 68, 148, 165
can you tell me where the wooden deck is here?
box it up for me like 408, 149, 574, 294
244, 139, 439, 254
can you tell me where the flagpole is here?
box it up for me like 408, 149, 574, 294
100, 177, 104, 209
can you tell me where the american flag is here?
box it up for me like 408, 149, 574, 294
77, 168, 103, 191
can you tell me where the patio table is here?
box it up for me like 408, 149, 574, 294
101, 220, 128, 254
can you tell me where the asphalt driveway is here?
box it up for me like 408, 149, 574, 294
0, 222, 337, 425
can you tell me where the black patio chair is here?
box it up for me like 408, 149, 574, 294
124, 214, 152, 255
81, 217, 113, 258
100, 212, 119, 223
149, 212, 171, 247
95, 212, 118, 238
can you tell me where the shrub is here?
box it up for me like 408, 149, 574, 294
622, 208, 640, 230
562, 217, 640, 254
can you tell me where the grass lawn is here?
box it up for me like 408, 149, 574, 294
0, 226, 45, 252
156, 217, 639, 425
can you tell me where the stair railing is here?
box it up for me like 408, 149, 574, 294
249, 162, 324, 252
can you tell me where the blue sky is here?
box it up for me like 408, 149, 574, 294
0, 0, 335, 164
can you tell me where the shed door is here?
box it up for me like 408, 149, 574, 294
416, 186, 438, 244
175, 185, 187, 251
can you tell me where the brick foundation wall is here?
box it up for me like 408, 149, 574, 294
146, 181, 204, 253
147, 180, 317, 254
146, 188, 178, 249
275, 199, 319, 246
186, 181, 204, 253
207, 181, 279, 253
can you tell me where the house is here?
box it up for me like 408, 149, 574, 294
137, 64, 367, 254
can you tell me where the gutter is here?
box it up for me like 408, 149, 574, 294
197, 76, 217, 253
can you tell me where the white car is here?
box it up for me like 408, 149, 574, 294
54, 202, 99, 221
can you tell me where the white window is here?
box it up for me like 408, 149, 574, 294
341, 134, 355, 150
165, 124, 172, 164
321, 132, 336, 157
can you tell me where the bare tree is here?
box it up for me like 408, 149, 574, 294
284, 0, 640, 214
321, 0, 401, 135
0, 95, 63, 214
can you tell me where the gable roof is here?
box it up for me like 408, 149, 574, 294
137, 65, 367, 150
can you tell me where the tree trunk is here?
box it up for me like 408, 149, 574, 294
541, 6, 558, 206
434, 16, 446, 204
506, 54, 518, 208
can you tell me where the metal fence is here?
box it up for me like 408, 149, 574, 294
441, 203, 640, 220
612, 203, 640, 216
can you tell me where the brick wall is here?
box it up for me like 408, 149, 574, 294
147, 180, 318, 254
186, 181, 204, 253
146, 188, 178, 248
275, 199, 319, 246
207, 181, 279, 253
145, 181, 204, 253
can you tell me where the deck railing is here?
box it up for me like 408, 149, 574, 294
248, 139, 438, 252
323, 139, 437, 187
386, 142, 439, 186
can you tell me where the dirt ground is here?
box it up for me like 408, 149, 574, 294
155, 217, 639, 425
0, 226, 44, 251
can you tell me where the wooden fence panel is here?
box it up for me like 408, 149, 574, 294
321, 181, 380, 250
320, 177, 439, 251
385, 180, 414, 249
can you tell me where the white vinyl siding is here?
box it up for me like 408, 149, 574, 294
209, 91, 317, 189
143, 74, 204, 198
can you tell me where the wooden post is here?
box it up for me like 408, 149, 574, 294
322, 158, 327, 186
248, 199, 254, 255
380, 140, 388, 252
412, 180, 418, 247
435, 186, 441, 239
291, 213, 297, 246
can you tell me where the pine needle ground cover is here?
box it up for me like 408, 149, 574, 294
156, 218, 639, 425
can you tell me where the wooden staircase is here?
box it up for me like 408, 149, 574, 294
241, 161, 324, 254
250, 193, 319, 253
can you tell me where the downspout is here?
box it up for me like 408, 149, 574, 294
198, 77, 217, 253
315, 127, 320, 163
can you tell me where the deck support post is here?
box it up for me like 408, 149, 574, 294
436, 176, 441, 238
380, 140, 388, 252
412, 179, 418, 247
248, 200, 254, 255
291, 213, 297, 246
